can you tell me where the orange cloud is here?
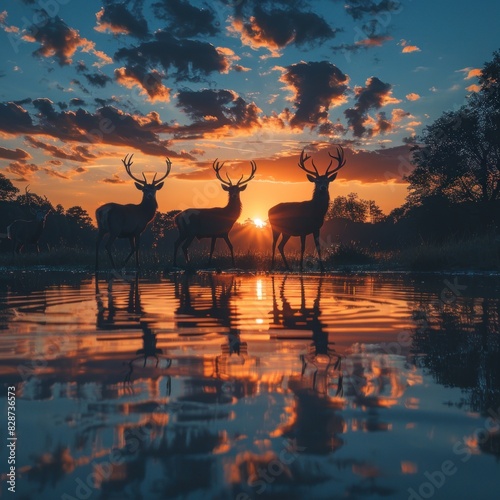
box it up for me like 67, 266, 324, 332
466, 84, 481, 93
114, 67, 171, 103
356, 35, 392, 47
402, 45, 421, 53
465, 68, 482, 79
406, 93, 420, 101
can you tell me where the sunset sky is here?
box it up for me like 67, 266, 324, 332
0, 0, 498, 223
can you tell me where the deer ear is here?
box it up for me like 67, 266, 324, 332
134, 182, 144, 191
328, 173, 338, 182
155, 182, 164, 190
239, 185, 247, 191
306, 174, 316, 183
221, 184, 230, 191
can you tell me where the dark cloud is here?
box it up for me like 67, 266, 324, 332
238, 5, 337, 51
24, 136, 96, 162
114, 67, 170, 102
175, 89, 261, 137
0, 146, 31, 160
75, 60, 112, 88
96, 2, 149, 39
70, 98, 86, 107
43, 167, 69, 179
85, 72, 112, 87
340, 0, 402, 20
0, 100, 191, 158
27, 14, 92, 66
0, 102, 34, 135
280, 61, 349, 129
70, 79, 90, 95
344, 77, 398, 137
13, 98, 32, 106
152, 0, 219, 37
102, 173, 126, 184
115, 31, 230, 84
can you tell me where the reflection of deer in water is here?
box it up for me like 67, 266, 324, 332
95, 274, 171, 384
173, 273, 248, 374
272, 276, 344, 455
271, 276, 342, 396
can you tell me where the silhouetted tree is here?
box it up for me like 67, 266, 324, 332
66, 206, 93, 230
329, 192, 374, 222
0, 173, 19, 201
409, 50, 500, 212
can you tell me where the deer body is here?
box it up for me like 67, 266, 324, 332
173, 160, 256, 267
7, 186, 51, 254
269, 147, 346, 272
95, 154, 171, 270
7, 213, 49, 254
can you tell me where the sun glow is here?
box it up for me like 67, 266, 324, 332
253, 218, 266, 228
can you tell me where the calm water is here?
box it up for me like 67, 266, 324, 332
0, 271, 499, 499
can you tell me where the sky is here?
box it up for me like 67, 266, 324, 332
0, 0, 499, 223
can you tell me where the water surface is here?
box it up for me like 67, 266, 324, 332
1, 271, 499, 499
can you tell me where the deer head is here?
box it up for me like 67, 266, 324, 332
298, 146, 346, 192
122, 154, 171, 200
25, 185, 51, 221
212, 159, 257, 199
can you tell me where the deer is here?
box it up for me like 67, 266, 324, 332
95, 154, 171, 271
173, 159, 257, 267
7, 186, 52, 255
268, 146, 346, 272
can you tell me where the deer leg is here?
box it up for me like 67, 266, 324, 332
95, 231, 105, 271
208, 237, 217, 266
105, 235, 117, 269
122, 236, 136, 268
173, 235, 185, 266
313, 230, 324, 273
271, 229, 280, 269
182, 236, 195, 264
300, 235, 306, 272
222, 235, 235, 267
135, 235, 140, 269
278, 234, 291, 271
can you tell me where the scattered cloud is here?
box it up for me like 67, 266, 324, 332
402, 45, 420, 53
466, 84, 481, 93
0, 99, 191, 158
102, 173, 126, 184
231, 5, 337, 55
0, 146, 31, 160
279, 61, 349, 129
114, 67, 171, 102
406, 93, 420, 101
95, 3, 149, 39
344, 77, 400, 137
152, 0, 219, 37
457, 67, 482, 80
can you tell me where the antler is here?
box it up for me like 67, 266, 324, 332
236, 160, 257, 187
325, 146, 346, 176
25, 185, 37, 214
213, 159, 232, 186
122, 154, 172, 185
151, 157, 172, 186
213, 159, 257, 187
298, 149, 319, 177
122, 154, 146, 184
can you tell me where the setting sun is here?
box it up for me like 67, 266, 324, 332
253, 218, 267, 228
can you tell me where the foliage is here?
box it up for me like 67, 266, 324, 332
329, 192, 383, 222
409, 50, 500, 209
0, 173, 19, 201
